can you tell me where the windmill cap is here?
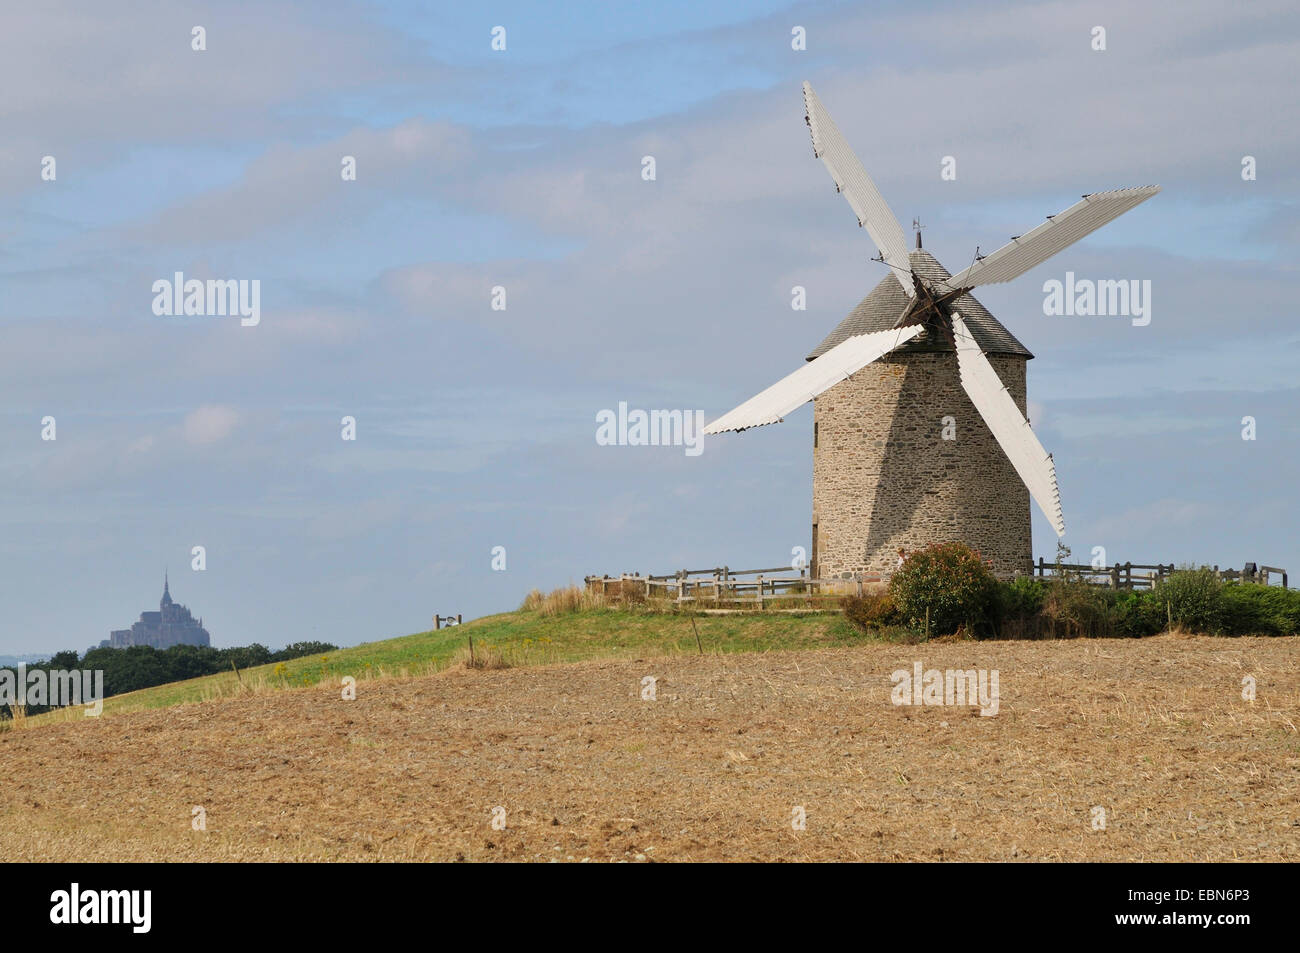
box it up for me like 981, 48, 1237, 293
806, 249, 1033, 361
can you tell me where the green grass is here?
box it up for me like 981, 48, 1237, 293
20, 605, 867, 726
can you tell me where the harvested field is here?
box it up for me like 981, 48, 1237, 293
2, 635, 1297, 862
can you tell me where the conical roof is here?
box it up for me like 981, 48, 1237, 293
807, 248, 1033, 361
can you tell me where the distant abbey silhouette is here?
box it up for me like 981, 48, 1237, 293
104, 573, 211, 649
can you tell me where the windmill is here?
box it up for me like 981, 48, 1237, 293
704, 82, 1159, 578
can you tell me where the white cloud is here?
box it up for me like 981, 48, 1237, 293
182, 404, 239, 445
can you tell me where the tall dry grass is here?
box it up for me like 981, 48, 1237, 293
457, 642, 513, 670
1, 705, 26, 732
520, 585, 607, 616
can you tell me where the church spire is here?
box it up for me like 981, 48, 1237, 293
161, 570, 173, 607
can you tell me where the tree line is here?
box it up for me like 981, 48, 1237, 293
1, 640, 338, 719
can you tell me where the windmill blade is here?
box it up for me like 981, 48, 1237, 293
951, 313, 1065, 536
802, 81, 915, 298
941, 186, 1160, 290
705, 325, 925, 434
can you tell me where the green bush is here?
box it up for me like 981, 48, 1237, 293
987, 577, 1045, 638
1112, 589, 1165, 638
889, 542, 997, 637
1157, 568, 1224, 633
1220, 584, 1300, 635
997, 577, 1045, 616
852, 556, 1298, 642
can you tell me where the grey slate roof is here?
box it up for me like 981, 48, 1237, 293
806, 248, 1033, 361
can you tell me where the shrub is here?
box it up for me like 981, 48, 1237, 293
1220, 583, 1300, 636
1157, 568, 1224, 633
991, 577, 1046, 638
1112, 589, 1165, 638
997, 577, 1045, 616
889, 542, 997, 637
1040, 577, 1116, 638
841, 591, 899, 632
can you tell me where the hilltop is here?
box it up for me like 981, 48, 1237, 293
18, 602, 858, 726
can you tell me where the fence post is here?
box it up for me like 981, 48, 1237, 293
856, 572, 863, 597
1110, 566, 1119, 589
756, 574, 764, 609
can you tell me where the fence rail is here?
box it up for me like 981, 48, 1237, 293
1034, 559, 1288, 590
587, 558, 1288, 608
1034, 559, 1173, 590
585, 566, 888, 607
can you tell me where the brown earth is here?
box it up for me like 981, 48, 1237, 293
2, 635, 1297, 862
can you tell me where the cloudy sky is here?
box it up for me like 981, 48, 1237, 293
2, 0, 1296, 654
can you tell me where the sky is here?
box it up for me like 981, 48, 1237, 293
1, 0, 1297, 654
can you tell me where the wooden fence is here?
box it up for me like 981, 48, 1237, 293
584, 565, 888, 608
1034, 559, 1173, 590
587, 558, 1289, 608
1035, 559, 1288, 590
1229, 564, 1289, 588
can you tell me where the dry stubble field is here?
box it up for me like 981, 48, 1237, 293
2, 634, 1297, 861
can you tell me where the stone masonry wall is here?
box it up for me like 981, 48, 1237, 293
811, 350, 1032, 578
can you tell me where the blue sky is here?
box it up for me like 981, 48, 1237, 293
1, 0, 1297, 654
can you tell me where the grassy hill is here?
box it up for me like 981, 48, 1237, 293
20, 603, 859, 727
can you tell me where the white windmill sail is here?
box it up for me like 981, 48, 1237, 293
802, 82, 915, 298
704, 325, 925, 434
951, 313, 1065, 536
941, 186, 1160, 290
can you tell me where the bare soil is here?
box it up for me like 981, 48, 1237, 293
2, 635, 1297, 861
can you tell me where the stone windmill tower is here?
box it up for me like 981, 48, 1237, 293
705, 83, 1159, 578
